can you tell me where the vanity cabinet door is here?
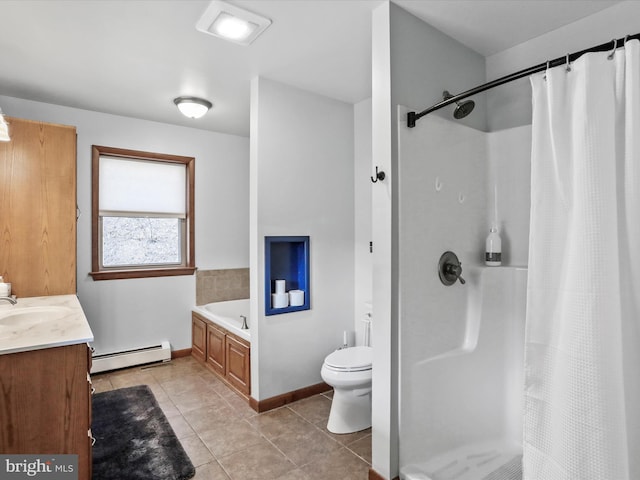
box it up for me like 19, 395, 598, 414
206, 323, 226, 375
191, 314, 206, 362
225, 335, 250, 395
0, 343, 91, 479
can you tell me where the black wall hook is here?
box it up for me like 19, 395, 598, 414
371, 166, 386, 183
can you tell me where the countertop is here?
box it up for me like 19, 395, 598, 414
0, 294, 94, 355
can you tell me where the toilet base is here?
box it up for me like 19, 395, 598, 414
326, 388, 372, 434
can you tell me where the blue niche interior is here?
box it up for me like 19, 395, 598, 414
264, 236, 310, 315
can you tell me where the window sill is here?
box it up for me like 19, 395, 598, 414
89, 267, 197, 281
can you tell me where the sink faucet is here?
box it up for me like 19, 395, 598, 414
0, 296, 17, 305
240, 315, 248, 329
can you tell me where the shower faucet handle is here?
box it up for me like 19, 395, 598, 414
445, 263, 465, 284
438, 251, 466, 286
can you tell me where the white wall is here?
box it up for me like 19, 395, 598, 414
371, 3, 488, 478
487, 126, 531, 267
371, 5, 395, 478
389, 3, 488, 133
0, 95, 249, 354
354, 97, 373, 346
486, 0, 640, 131
249, 77, 355, 401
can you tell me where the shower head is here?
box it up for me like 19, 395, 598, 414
453, 99, 475, 119
443, 90, 475, 119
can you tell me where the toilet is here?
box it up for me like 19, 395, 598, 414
321, 345, 373, 434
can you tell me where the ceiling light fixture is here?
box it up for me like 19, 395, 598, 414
173, 96, 213, 119
0, 109, 10, 142
196, 1, 271, 46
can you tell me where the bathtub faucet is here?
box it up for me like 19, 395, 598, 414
240, 315, 248, 330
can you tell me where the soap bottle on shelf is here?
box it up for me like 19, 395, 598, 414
485, 224, 502, 266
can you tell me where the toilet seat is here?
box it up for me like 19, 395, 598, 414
324, 346, 372, 372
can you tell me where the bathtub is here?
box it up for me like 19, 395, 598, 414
192, 299, 250, 342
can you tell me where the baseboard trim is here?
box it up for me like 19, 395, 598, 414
249, 382, 331, 413
369, 468, 399, 480
171, 348, 192, 359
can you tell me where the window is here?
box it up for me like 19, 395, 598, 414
90, 145, 195, 280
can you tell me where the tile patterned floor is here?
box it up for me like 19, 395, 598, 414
92, 356, 371, 480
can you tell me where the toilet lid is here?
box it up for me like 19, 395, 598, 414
324, 346, 372, 371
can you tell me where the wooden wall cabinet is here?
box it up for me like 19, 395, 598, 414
0, 117, 77, 297
191, 312, 251, 396
0, 343, 92, 479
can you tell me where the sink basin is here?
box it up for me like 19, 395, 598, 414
0, 306, 73, 337
0, 294, 93, 355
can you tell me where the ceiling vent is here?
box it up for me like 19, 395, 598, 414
196, 1, 272, 46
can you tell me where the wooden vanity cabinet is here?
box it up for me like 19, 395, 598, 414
191, 312, 251, 396
0, 343, 92, 479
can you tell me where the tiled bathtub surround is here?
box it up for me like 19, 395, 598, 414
196, 269, 250, 305
93, 357, 371, 480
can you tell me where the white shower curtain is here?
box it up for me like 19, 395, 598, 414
525, 39, 640, 479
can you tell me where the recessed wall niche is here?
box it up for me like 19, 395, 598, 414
264, 236, 310, 315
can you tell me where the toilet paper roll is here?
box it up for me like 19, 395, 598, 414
272, 292, 289, 309
275, 279, 286, 294
289, 289, 304, 307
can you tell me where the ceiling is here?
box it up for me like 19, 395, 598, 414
0, 0, 621, 137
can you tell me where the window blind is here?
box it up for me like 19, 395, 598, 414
98, 156, 186, 216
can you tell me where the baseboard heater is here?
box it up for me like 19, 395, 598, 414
91, 341, 171, 374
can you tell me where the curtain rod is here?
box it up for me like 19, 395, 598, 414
407, 33, 640, 128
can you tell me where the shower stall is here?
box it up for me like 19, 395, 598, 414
398, 108, 530, 480
394, 31, 640, 480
